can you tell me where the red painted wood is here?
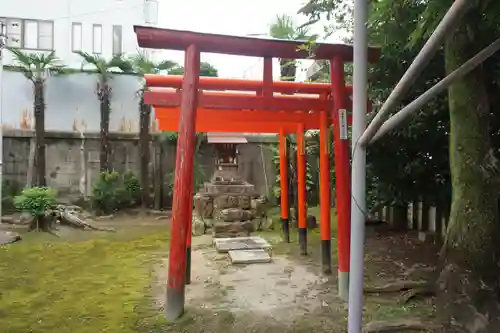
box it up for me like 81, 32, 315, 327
157, 118, 312, 133
145, 90, 330, 111
297, 124, 307, 229
145, 74, 354, 95
279, 131, 289, 219
331, 56, 351, 274
134, 26, 381, 62
167, 44, 200, 292
156, 107, 321, 125
319, 109, 331, 241
263, 58, 273, 98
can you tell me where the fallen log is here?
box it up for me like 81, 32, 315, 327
59, 211, 115, 232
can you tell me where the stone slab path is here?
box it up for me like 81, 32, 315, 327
213, 236, 272, 253
214, 236, 272, 264
229, 249, 272, 264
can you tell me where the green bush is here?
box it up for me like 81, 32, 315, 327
91, 171, 141, 214
14, 187, 57, 216
123, 171, 141, 206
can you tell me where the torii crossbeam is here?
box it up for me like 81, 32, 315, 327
134, 25, 380, 321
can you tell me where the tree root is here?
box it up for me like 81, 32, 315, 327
365, 280, 431, 293
398, 285, 435, 304
363, 319, 438, 332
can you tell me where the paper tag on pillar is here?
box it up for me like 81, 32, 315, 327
339, 109, 348, 140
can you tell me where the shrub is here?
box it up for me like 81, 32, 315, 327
91, 171, 141, 214
14, 187, 57, 217
123, 171, 141, 206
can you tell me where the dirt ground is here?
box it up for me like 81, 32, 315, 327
155, 228, 438, 333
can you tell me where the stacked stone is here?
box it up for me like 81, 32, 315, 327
211, 182, 256, 238
191, 169, 272, 237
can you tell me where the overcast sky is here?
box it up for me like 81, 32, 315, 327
156, 0, 341, 79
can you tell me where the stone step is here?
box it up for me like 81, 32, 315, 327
213, 236, 272, 253
228, 249, 272, 264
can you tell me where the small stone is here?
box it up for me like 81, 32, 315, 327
219, 208, 253, 222
192, 214, 206, 236
307, 215, 318, 229
238, 195, 251, 209
19, 212, 34, 224
95, 214, 114, 221
0, 231, 21, 245
213, 221, 254, 237
260, 217, 273, 231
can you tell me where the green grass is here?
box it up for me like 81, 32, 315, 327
0, 228, 169, 333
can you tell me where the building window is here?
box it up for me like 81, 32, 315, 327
112, 25, 122, 55
0, 18, 53, 50
92, 24, 102, 54
144, 0, 159, 25
72, 22, 82, 52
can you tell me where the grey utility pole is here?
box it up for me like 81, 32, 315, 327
0, 22, 6, 221
347, 0, 368, 331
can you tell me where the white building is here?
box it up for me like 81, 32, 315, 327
0, 0, 159, 68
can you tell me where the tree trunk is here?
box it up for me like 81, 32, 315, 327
438, 12, 500, 332
280, 59, 297, 82
34, 80, 46, 186
139, 94, 151, 208
99, 81, 111, 172
28, 214, 54, 232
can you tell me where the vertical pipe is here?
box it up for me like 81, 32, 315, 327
165, 44, 200, 321
348, 0, 368, 331
279, 130, 290, 243
296, 124, 307, 255
0, 23, 4, 221
319, 110, 332, 274
331, 56, 351, 299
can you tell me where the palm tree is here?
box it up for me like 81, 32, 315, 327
130, 50, 179, 208
269, 14, 311, 81
74, 51, 133, 172
269, 14, 315, 222
8, 49, 65, 186
168, 61, 219, 77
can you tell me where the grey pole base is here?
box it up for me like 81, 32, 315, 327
321, 239, 332, 275
338, 271, 350, 301
298, 227, 308, 255
281, 218, 290, 243
165, 286, 186, 321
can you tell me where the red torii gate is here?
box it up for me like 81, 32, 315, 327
134, 25, 380, 320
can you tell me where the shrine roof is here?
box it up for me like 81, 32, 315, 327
134, 26, 380, 62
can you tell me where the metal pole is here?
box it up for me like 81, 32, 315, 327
348, 0, 368, 331
0, 22, 6, 222
370, 37, 500, 143
358, 0, 471, 147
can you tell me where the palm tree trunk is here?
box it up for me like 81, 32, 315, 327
280, 59, 297, 82
139, 93, 151, 208
34, 80, 46, 186
99, 81, 111, 172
